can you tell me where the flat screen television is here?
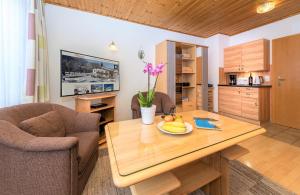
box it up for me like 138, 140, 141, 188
60, 50, 120, 97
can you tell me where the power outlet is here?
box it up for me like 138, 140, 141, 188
264, 75, 270, 82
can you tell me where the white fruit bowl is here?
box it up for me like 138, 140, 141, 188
157, 121, 193, 135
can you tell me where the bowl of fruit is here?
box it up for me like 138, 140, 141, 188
157, 114, 193, 135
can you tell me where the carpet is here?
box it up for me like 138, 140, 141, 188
228, 160, 296, 195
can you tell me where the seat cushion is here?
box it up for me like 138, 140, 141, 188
19, 111, 65, 137
67, 131, 99, 174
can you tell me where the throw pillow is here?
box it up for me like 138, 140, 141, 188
19, 111, 65, 137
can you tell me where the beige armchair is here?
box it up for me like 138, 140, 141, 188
0, 103, 99, 195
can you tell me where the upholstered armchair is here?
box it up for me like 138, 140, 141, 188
0, 103, 99, 195
131, 92, 176, 119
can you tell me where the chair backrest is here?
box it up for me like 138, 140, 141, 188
0, 103, 79, 134
131, 92, 175, 119
0, 103, 55, 126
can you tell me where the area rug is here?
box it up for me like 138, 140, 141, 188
228, 160, 296, 195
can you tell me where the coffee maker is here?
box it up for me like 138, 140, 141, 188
229, 75, 237, 85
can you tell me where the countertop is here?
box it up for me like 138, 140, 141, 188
197, 83, 214, 87
218, 84, 272, 88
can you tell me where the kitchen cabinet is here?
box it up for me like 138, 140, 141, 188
242, 39, 270, 72
224, 45, 242, 72
218, 86, 270, 123
224, 39, 270, 73
218, 87, 242, 116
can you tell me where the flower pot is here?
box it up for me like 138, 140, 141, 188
140, 105, 156, 125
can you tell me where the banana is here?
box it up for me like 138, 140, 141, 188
162, 125, 186, 133
174, 116, 184, 123
164, 121, 186, 128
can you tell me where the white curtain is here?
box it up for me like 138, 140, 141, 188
0, 0, 29, 107
0, 0, 49, 108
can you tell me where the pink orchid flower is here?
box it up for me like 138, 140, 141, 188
150, 63, 164, 76
143, 63, 153, 73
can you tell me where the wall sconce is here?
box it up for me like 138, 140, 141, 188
138, 48, 145, 60
108, 41, 118, 51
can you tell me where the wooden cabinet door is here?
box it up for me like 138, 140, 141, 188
272, 34, 300, 129
218, 87, 241, 116
196, 85, 203, 109
242, 39, 270, 72
241, 97, 259, 120
241, 88, 259, 120
224, 45, 242, 73
196, 57, 202, 84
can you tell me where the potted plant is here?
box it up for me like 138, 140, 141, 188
138, 62, 164, 124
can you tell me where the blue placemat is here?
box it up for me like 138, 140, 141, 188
194, 117, 220, 130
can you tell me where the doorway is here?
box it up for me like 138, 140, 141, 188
272, 34, 300, 129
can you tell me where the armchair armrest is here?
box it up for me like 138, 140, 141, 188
74, 112, 100, 132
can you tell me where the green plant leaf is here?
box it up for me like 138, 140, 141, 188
137, 91, 148, 107
146, 89, 155, 107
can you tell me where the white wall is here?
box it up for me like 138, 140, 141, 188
45, 4, 206, 121
206, 34, 229, 112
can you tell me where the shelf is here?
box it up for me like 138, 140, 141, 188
98, 135, 106, 145
170, 161, 221, 195
99, 119, 114, 125
90, 105, 114, 112
182, 86, 195, 89
130, 172, 180, 195
76, 93, 117, 100
182, 57, 195, 61
176, 72, 196, 74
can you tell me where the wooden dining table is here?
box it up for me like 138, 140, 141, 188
105, 110, 265, 195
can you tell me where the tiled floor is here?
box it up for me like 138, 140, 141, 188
261, 123, 300, 146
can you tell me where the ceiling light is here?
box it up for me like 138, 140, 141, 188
257, 1, 275, 14
108, 41, 118, 51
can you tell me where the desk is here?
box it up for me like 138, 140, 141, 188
105, 110, 265, 194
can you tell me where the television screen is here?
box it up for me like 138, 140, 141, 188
60, 50, 120, 97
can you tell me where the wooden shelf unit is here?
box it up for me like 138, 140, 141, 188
129, 160, 221, 195
197, 84, 214, 112
171, 161, 221, 195
155, 40, 204, 112
175, 42, 197, 112
75, 93, 116, 144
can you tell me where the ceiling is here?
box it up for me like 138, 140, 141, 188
45, 0, 300, 38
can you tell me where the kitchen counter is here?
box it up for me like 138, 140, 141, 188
197, 83, 214, 87
218, 84, 272, 88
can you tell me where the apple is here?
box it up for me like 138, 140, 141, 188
164, 115, 175, 122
